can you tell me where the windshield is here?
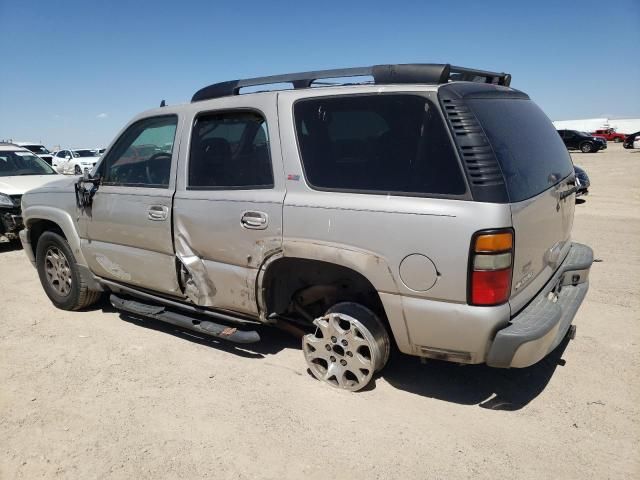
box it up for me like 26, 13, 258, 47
73, 149, 97, 157
0, 150, 57, 177
24, 145, 50, 155
466, 98, 574, 202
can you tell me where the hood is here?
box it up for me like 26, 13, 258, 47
0, 175, 65, 195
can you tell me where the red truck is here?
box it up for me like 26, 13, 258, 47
591, 128, 627, 143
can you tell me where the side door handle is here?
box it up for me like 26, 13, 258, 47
241, 211, 268, 230
148, 205, 169, 221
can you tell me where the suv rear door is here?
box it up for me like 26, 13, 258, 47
172, 95, 284, 316
463, 96, 575, 314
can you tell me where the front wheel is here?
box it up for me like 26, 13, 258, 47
302, 302, 390, 391
36, 231, 102, 310
580, 142, 594, 153
614, 137, 622, 143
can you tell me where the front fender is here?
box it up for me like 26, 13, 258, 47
23, 204, 88, 267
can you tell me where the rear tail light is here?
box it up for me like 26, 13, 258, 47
469, 229, 514, 306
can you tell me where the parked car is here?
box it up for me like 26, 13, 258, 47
0, 144, 60, 243
574, 165, 590, 197
623, 131, 640, 149
557, 129, 605, 153
14, 142, 54, 165
591, 128, 626, 143
19, 63, 593, 391
51, 148, 101, 175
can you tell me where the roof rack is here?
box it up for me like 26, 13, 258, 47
191, 63, 511, 102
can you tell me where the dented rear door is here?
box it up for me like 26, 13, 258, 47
172, 94, 284, 316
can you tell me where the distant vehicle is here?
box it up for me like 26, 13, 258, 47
574, 165, 590, 197
557, 129, 605, 153
623, 131, 640, 149
51, 148, 101, 175
0, 144, 60, 243
14, 142, 54, 165
591, 128, 626, 143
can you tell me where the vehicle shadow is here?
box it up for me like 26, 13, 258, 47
381, 336, 571, 410
0, 240, 22, 253
95, 295, 569, 409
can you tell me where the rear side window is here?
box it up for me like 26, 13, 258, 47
188, 111, 273, 189
466, 99, 573, 202
294, 94, 466, 196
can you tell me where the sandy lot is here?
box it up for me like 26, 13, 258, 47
1, 144, 639, 479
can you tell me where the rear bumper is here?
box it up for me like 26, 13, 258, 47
486, 242, 593, 368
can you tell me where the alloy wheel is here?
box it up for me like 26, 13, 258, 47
44, 247, 72, 296
303, 312, 385, 391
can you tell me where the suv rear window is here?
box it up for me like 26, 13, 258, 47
466, 98, 573, 202
294, 94, 466, 197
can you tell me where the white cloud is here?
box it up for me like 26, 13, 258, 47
96, 113, 108, 119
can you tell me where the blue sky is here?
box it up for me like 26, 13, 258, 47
1, 0, 639, 148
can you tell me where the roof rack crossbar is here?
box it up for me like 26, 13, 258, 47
191, 63, 510, 102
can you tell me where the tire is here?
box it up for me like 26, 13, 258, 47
36, 231, 101, 310
74, 165, 82, 175
580, 142, 593, 153
614, 137, 622, 143
302, 302, 391, 391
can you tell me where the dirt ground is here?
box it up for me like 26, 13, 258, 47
1, 144, 638, 479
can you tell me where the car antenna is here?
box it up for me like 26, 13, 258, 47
160, 100, 166, 107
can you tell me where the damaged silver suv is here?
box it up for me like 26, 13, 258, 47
20, 64, 593, 391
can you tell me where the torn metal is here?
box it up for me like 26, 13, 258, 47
175, 232, 217, 306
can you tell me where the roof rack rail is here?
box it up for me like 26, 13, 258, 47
191, 63, 511, 102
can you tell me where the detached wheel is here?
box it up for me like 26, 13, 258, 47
302, 302, 390, 391
580, 142, 593, 153
36, 231, 101, 310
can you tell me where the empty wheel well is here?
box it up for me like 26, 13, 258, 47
29, 220, 66, 258
261, 257, 387, 325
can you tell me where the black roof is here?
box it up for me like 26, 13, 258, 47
191, 63, 511, 102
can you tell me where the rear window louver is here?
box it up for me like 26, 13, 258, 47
440, 96, 509, 203
442, 99, 503, 187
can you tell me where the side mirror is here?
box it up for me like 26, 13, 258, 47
65, 155, 71, 160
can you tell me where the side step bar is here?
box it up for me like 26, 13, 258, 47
110, 294, 261, 344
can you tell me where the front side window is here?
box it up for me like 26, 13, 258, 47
294, 94, 466, 196
188, 111, 273, 189
102, 115, 177, 188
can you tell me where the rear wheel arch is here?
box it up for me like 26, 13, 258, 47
258, 256, 390, 328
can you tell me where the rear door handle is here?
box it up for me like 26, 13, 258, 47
241, 211, 268, 230
148, 205, 169, 221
